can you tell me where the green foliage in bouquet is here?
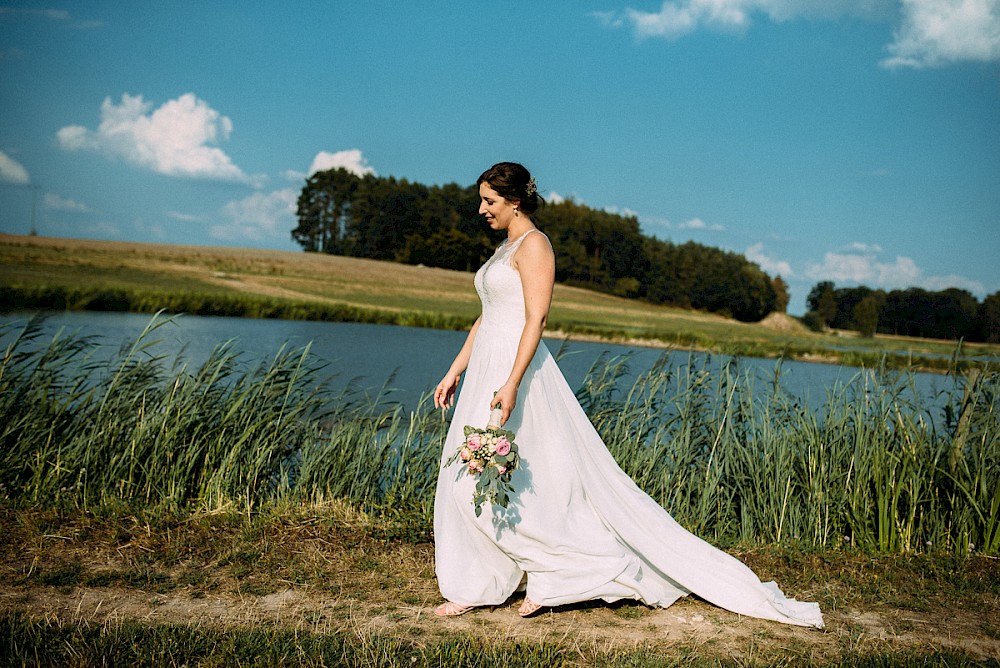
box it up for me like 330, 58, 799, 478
446, 413, 520, 517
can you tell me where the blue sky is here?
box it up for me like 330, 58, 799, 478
1, 1, 998, 315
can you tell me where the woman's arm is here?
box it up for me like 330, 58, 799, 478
491, 233, 555, 424
434, 316, 482, 410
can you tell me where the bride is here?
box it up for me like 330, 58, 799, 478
431, 162, 823, 627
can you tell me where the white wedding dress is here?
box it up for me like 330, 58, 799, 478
433, 229, 824, 628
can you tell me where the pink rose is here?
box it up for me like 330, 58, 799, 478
469, 461, 483, 474
495, 437, 511, 456
467, 433, 482, 451
460, 446, 472, 462
497, 465, 507, 474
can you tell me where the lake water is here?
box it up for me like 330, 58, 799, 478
0, 311, 958, 414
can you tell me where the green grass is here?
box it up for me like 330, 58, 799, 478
3, 610, 992, 667
2, 503, 997, 666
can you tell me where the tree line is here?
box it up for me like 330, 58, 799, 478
805, 282, 1000, 343
292, 169, 785, 322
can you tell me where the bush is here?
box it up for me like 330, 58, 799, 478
801, 310, 826, 333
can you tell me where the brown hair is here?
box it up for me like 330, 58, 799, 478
477, 162, 543, 214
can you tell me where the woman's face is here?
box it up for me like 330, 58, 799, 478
479, 182, 518, 231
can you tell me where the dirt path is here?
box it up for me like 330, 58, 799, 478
3, 566, 997, 663
2, 507, 998, 664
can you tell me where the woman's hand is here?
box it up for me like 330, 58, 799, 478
434, 372, 461, 410
490, 382, 518, 426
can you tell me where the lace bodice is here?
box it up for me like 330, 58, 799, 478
474, 229, 544, 334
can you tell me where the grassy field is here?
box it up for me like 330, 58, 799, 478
3, 503, 998, 667
3, 233, 999, 665
0, 320, 997, 666
3, 233, 997, 370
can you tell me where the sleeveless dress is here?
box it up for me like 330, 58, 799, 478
433, 229, 824, 628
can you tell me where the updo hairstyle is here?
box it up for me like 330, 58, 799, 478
477, 162, 544, 215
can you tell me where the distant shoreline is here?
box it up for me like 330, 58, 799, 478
2, 233, 996, 373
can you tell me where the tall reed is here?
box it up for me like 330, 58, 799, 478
580, 352, 998, 554
1, 314, 996, 554
0, 314, 444, 514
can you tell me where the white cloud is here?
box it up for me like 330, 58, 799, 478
746, 242, 794, 277
225, 151, 375, 244
211, 188, 298, 243
678, 217, 725, 231
922, 273, 988, 294
547, 190, 566, 204
308, 149, 376, 177
803, 242, 986, 294
881, 0, 1000, 68
624, 0, 748, 40
43, 193, 92, 213
283, 157, 371, 182
611, 0, 884, 40
846, 241, 882, 253
605, 205, 640, 218
0, 150, 30, 184
603, 0, 1000, 67
643, 215, 725, 231
57, 93, 249, 182
805, 250, 920, 286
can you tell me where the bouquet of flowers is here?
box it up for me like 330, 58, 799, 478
446, 404, 520, 516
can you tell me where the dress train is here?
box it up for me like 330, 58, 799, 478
433, 230, 823, 628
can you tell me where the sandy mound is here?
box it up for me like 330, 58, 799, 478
759, 312, 809, 334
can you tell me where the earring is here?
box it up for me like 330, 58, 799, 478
514, 207, 519, 217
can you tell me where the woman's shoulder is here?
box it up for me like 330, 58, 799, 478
521, 228, 552, 251
512, 228, 554, 268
